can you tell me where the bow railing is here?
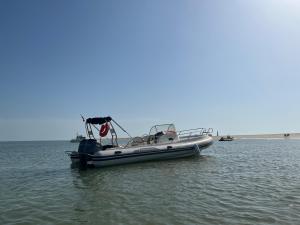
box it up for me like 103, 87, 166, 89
177, 128, 213, 139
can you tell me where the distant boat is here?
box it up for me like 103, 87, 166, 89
70, 134, 86, 143
219, 135, 234, 141
284, 133, 290, 138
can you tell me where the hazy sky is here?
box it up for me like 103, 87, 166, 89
1, 0, 300, 141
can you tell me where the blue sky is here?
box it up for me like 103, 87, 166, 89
1, 0, 300, 141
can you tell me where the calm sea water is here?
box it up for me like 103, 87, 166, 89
0, 140, 300, 225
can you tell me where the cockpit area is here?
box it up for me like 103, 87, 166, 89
128, 124, 179, 147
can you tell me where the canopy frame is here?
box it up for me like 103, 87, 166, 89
82, 116, 132, 147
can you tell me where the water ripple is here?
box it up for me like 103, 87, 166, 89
1, 140, 300, 224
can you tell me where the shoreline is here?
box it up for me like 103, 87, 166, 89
214, 133, 300, 140
1, 133, 300, 142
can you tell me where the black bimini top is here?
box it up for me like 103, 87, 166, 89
86, 116, 112, 125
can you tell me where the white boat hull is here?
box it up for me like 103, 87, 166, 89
92, 146, 198, 167
70, 136, 213, 168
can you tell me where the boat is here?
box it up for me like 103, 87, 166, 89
66, 116, 214, 168
219, 135, 234, 141
70, 134, 86, 143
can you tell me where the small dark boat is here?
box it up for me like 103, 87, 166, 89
219, 135, 234, 141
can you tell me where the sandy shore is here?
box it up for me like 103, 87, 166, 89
214, 133, 300, 140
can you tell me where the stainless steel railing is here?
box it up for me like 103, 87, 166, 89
177, 128, 213, 139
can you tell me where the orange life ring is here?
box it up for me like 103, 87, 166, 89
99, 122, 110, 137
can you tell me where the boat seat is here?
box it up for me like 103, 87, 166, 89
147, 135, 155, 144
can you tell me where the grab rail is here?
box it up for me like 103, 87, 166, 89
177, 128, 213, 139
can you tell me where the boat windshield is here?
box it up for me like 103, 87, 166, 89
149, 124, 177, 136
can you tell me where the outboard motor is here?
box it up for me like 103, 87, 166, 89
77, 139, 101, 167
